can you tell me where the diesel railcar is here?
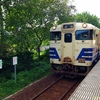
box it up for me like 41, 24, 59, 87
50, 22, 100, 78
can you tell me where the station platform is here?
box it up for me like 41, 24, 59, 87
68, 60, 100, 100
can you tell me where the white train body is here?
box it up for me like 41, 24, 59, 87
50, 22, 100, 77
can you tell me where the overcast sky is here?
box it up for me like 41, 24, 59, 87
73, 0, 100, 18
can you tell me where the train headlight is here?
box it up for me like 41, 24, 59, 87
82, 23, 87, 28
52, 26, 56, 30
78, 58, 85, 63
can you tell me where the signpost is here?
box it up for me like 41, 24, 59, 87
13, 56, 17, 83
0, 60, 2, 69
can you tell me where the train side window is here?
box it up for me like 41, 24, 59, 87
64, 33, 72, 43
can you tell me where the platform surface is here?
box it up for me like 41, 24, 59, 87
68, 61, 100, 100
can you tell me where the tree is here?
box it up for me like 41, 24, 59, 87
74, 12, 100, 27
0, 0, 15, 58
1, 0, 76, 60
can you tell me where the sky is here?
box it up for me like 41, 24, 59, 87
73, 0, 100, 18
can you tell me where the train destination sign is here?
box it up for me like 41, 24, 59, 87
63, 24, 74, 29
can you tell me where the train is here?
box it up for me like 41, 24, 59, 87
50, 22, 100, 78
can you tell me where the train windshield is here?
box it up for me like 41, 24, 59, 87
50, 31, 61, 40
75, 30, 93, 40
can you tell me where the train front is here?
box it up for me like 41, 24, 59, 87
50, 22, 100, 78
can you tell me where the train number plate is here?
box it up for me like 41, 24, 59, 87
78, 58, 85, 63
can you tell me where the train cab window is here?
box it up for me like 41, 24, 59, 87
76, 30, 93, 40
50, 31, 61, 40
64, 33, 72, 43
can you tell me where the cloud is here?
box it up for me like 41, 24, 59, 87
73, 0, 100, 18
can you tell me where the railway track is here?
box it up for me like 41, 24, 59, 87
31, 76, 83, 100
7, 73, 83, 100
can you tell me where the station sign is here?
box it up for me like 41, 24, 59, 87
13, 56, 17, 65
0, 60, 2, 69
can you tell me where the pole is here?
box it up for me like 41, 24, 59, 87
14, 65, 16, 83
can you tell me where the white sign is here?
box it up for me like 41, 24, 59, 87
0, 60, 2, 69
13, 56, 17, 65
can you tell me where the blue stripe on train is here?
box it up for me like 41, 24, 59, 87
77, 48, 94, 61
50, 48, 60, 59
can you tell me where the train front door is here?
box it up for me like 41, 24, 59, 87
62, 32, 73, 62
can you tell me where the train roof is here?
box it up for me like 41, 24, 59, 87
75, 22, 98, 29
50, 22, 100, 31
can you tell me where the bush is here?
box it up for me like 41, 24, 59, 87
0, 62, 51, 99
40, 49, 49, 61
0, 55, 14, 80
17, 51, 34, 71
0, 50, 51, 99
0, 80, 21, 99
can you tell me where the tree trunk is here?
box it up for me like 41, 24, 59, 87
0, 4, 4, 58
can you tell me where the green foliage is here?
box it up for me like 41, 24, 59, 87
0, 50, 51, 99
17, 65, 50, 86
0, 61, 51, 99
0, 55, 15, 80
40, 49, 50, 61
74, 12, 100, 27
0, 80, 21, 100
17, 51, 34, 71
0, 0, 75, 60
